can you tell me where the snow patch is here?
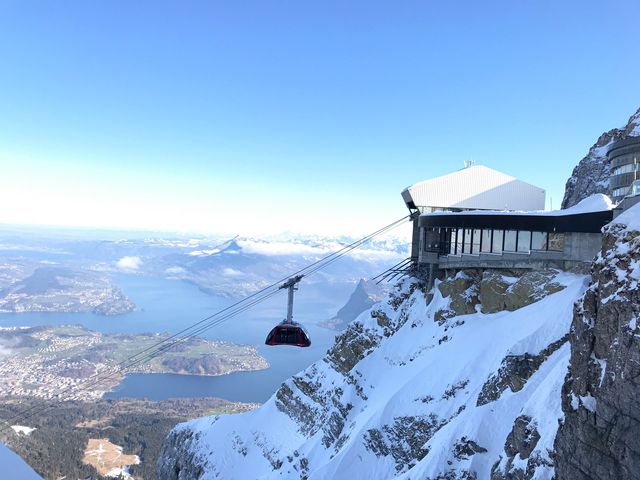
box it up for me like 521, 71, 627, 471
580, 394, 597, 413
106, 465, 138, 479
425, 193, 613, 217
11, 425, 35, 436
612, 202, 640, 232
591, 354, 608, 387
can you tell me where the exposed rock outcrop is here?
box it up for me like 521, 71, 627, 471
158, 428, 207, 480
435, 270, 480, 322
453, 437, 488, 460
435, 269, 566, 321
158, 270, 584, 480
480, 270, 565, 314
477, 335, 568, 407
491, 416, 549, 480
363, 414, 445, 473
562, 107, 640, 208
554, 211, 640, 479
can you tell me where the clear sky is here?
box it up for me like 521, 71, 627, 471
0, 0, 639, 236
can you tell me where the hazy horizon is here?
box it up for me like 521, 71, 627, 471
1, 1, 639, 235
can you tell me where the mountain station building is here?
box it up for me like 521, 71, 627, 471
402, 165, 614, 287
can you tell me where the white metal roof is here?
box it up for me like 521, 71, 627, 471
402, 165, 545, 211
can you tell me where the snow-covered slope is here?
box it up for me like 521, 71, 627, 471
0, 443, 42, 479
562, 107, 640, 208
159, 269, 588, 479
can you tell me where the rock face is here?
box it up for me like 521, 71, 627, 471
434, 269, 565, 321
157, 428, 206, 480
491, 416, 547, 480
158, 270, 585, 480
554, 211, 640, 479
562, 107, 640, 208
477, 335, 568, 407
434, 270, 480, 322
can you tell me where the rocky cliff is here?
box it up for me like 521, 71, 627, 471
158, 268, 589, 479
562, 107, 640, 208
554, 204, 640, 479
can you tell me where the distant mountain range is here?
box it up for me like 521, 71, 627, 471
148, 235, 408, 299
0, 230, 409, 307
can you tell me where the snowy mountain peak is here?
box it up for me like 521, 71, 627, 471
222, 239, 243, 253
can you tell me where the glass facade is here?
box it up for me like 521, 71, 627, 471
492, 230, 503, 252
472, 229, 481, 253
531, 231, 547, 250
449, 229, 458, 255
456, 228, 464, 255
612, 163, 636, 176
481, 229, 492, 253
423, 226, 564, 256
608, 138, 640, 201
504, 230, 517, 252
612, 186, 631, 199
463, 228, 472, 254
517, 231, 531, 252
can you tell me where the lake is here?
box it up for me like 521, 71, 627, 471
0, 274, 347, 404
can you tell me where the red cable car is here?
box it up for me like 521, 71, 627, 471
265, 320, 311, 347
265, 275, 311, 347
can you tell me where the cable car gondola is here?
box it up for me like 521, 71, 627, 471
265, 275, 311, 347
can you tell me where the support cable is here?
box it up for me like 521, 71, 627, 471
0, 215, 409, 432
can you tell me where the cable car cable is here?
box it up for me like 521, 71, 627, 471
0, 215, 409, 430
0, 215, 409, 431
0, 216, 409, 431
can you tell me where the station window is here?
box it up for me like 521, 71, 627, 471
504, 230, 517, 252
449, 229, 458, 255
422, 227, 443, 252
531, 231, 547, 250
517, 231, 531, 252
439, 226, 566, 256
492, 230, 504, 253
463, 228, 472, 253
481, 229, 492, 253
612, 187, 630, 198
472, 229, 481, 254
456, 228, 464, 254
613, 163, 636, 176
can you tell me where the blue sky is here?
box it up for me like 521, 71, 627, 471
0, 0, 638, 235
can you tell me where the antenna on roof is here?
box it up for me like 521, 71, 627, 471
464, 159, 476, 169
